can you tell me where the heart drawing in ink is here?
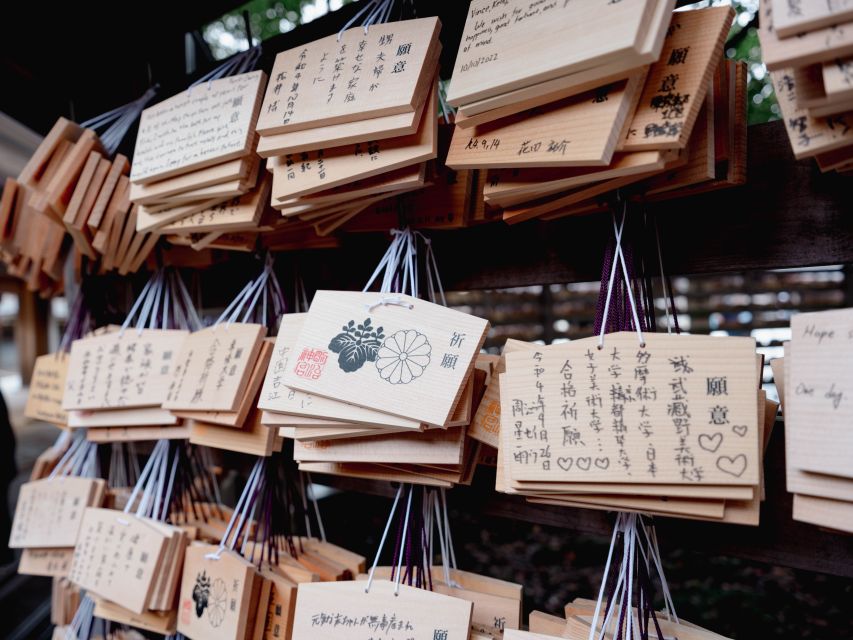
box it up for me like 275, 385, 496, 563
716, 454, 747, 477
594, 457, 610, 470
576, 457, 592, 471
557, 457, 573, 471
698, 432, 723, 453
732, 425, 748, 437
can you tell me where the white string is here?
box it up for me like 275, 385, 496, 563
588, 513, 623, 640
119, 274, 156, 335
365, 484, 403, 593
298, 472, 313, 539
611, 211, 645, 348
439, 489, 457, 570
124, 440, 166, 515
394, 485, 414, 595
597, 208, 645, 349
207, 459, 263, 559
305, 473, 327, 543
338, 0, 380, 41
365, 295, 414, 312
654, 217, 673, 335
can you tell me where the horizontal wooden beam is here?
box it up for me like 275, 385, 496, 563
313, 421, 853, 579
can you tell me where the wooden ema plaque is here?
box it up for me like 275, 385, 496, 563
618, 5, 733, 153
291, 580, 473, 640
760, 2, 853, 71
772, 69, 853, 159
501, 332, 759, 486
446, 72, 647, 169
283, 291, 490, 427
446, 0, 657, 106
131, 71, 265, 184
257, 17, 440, 135
786, 309, 853, 481
259, 313, 422, 429
270, 81, 438, 202
25, 353, 69, 425
771, 0, 853, 39
10, 477, 101, 548
63, 329, 189, 410
177, 544, 258, 640
69, 508, 169, 614
163, 323, 266, 412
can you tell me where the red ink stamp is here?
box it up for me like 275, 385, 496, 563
181, 599, 191, 625
294, 348, 328, 379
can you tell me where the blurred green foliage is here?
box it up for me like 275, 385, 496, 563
204, 0, 778, 124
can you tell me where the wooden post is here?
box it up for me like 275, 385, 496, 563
16, 286, 49, 384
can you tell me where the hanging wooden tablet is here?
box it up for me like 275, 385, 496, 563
136, 196, 232, 232
501, 332, 760, 485
256, 94, 426, 157
10, 477, 102, 548
269, 82, 438, 202
771, 69, 853, 158
17, 118, 83, 188
760, 2, 853, 70
793, 494, 853, 534
69, 509, 171, 614
131, 71, 265, 184
291, 580, 472, 640
259, 313, 423, 430
823, 57, 853, 103
257, 17, 440, 135
453, 0, 674, 126
617, 5, 733, 153
67, 407, 179, 428
162, 323, 266, 412
93, 597, 178, 636
483, 151, 669, 208
771, 0, 853, 38
62, 329, 189, 410
129, 156, 252, 205
786, 308, 853, 480
88, 154, 130, 231
293, 426, 466, 465
177, 544, 259, 640
25, 353, 69, 425
284, 291, 489, 427
158, 175, 271, 235
446, 73, 647, 169
447, 0, 657, 106
18, 547, 75, 578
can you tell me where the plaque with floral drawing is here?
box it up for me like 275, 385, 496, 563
283, 291, 490, 426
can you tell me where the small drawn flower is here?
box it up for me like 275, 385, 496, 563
328, 318, 385, 373
375, 329, 431, 384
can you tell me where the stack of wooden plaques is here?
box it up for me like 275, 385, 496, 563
761, 2, 853, 173
781, 308, 853, 535
129, 71, 267, 235
11, 475, 106, 580
445, 5, 740, 223
445, 0, 676, 126
258, 290, 491, 487
62, 324, 191, 442
255, 18, 442, 235
70, 506, 188, 635
492, 332, 778, 524
525, 599, 734, 639
0, 117, 161, 294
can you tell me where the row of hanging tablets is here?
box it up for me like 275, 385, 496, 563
1, 0, 751, 299
6, 2, 852, 640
